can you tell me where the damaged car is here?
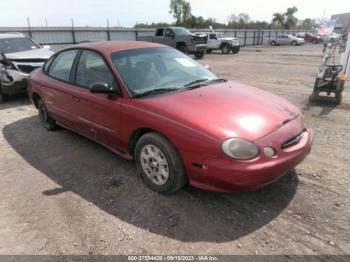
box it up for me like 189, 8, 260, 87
28, 41, 313, 194
0, 33, 54, 102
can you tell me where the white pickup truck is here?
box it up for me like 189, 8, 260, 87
195, 32, 240, 54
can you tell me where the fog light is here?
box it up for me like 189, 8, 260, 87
264, 147, 276, 157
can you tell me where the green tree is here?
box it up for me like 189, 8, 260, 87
284, 6, 298, 29
169, 0, 192, 26
272, 12, 285, 26
299, 18, 314, 29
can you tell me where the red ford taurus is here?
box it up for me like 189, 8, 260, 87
28, 41, 313, 194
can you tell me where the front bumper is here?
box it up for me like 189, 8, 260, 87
1, 69, 28, 95
184, 116, 313, 192
188, 44, 208, 53
0, 69, 28, 95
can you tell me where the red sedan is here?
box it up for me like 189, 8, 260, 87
28, 41, 313, 194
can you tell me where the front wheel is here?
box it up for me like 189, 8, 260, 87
194, 51, 205, 59
291, 41, 297, 46
231, 46, 240, 54
270, 41, 277, 46
135, 132, 187, 194
38, 99, 58, 131
221, 45, 231, 54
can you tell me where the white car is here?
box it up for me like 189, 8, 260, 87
0, 33, 54, 102
195, 32, 240, 54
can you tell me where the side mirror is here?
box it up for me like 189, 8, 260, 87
0, 52, 11, 67
89, 82, 115, 94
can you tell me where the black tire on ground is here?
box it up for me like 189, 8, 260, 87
0, 87, 4, 103
291, 41, 297, 46
177, 45, 188, 54
135, 132, 187, 194
206, 49, 212, 54
221, 44, 231, 54
312, 39, 317, 44
194, 51, 205, 59
38, 99, 58, 131
231, 46, 240, 54
335, 92, 343, 104
270, 41, 277, 46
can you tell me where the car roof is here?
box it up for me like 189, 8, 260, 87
67, 41, 168, 55
0, 32, 26, 39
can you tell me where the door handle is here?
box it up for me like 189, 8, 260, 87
72, 96, 80, 102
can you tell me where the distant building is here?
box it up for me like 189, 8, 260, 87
331, 12, 350, 33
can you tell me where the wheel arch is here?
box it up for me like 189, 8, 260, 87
176, 42, 187, 48
31, 92, 41, 108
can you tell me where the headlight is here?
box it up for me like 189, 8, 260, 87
222, 138, 259, 160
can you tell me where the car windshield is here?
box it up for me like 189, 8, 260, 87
111, 47, 218, 97
172, 27, 191, 35
0, 37, 39, 53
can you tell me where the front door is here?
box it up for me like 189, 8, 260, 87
71, 49, 123, 149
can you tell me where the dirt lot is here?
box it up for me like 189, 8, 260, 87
0, 44, 349, 256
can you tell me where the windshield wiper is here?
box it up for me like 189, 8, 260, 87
183, 78, 227, 90
184, 78, 209, 87
133, 88, 179, 98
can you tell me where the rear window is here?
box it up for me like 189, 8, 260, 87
48, 49, 78, 82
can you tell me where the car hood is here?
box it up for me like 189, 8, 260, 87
136, 81, 300, 141
220, 37, 239, 41
5, 48, 54, 60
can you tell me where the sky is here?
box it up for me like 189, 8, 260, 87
1, 0, 349, 27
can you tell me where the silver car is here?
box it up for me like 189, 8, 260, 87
0, 33, 54, 102
269, 34, 305, 46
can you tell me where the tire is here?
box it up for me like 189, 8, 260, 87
231, 46, 240, 54
335, 91, 342, 104
312, 39, 317, 44
38, 99, 58, 131
221, 45, 231, 54
177, 45, 188, 54
206, 49, 212, 54
194, 51, 205, 59
270, 41, 277, 46
135, 132, 187, 194
0, 87, 4, 103
291, 41, 297, 46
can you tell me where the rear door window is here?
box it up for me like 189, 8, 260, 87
48, 49, 78, 82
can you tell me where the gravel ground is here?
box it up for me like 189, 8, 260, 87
0, 44, 349, 256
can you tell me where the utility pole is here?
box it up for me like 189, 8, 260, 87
26, 17, 32, 37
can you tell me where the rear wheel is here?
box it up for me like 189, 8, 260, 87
38, 99, 58, 131
270, 41, 277, 46
135, 132, 187, 194
312, 39, 317, 44
291, 41, 297, 46
206, 49, 212, 54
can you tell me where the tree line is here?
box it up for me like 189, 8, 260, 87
134, 0, 316, 30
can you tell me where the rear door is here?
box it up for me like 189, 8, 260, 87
71, 49, 123, 149
43, 49, 80, 129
